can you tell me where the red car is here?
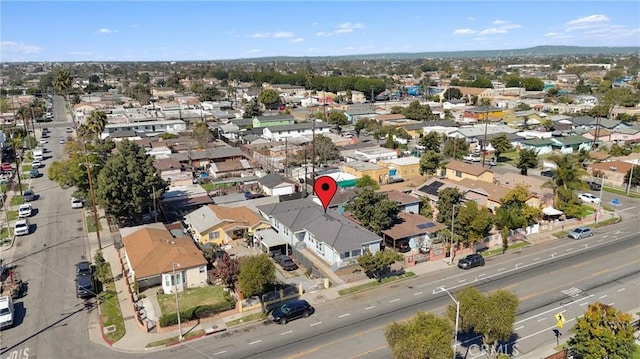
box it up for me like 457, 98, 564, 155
1, 163, 13, 172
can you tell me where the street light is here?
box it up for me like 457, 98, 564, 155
449, 203, 461, 265
440, 287, 460, 359
78, 162, 102, 250
594, 173, 605, 224
172, 262, 183, 340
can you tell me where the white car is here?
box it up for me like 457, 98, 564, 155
14, 219, 30, 236
59, 138, 66, 144
578, 193, 601, 204
463, 154, 482, 162
39, 139, 47, 144
71, 197, 83, 209
18, 203, 32, 218
32, 160, 42, 169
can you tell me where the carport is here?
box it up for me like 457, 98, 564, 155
255, 228, 289, 256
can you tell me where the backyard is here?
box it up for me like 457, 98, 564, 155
157, 285, 231, 316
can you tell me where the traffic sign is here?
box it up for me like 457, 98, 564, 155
555, 312, 567, 328
612, 198, 620, 206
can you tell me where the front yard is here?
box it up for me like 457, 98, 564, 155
157, 285, 231, 315
98, 263, 126, 343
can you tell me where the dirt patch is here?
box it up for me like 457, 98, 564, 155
335, 264, 369, 283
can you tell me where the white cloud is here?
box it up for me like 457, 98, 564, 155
247, 49, 262, 54
315, 31, 333, 37
1, 41, 42, 54
566, 14, 610, 30
453, 28, 476, 35
96, 28, 116, 34
478, 27, 507, 36
273, 32, 294, 38
477, 22, 521, 36
335, 22, 365, 34
250, 32, 271, 38
289, 37, 304, 43
493, 20, 507, 25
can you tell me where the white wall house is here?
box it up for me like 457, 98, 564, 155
101, 119, 187, 140
262, 122, 332, 142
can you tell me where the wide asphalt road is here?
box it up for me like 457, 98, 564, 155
133, 221, 639, 359
0, 96, 115, 359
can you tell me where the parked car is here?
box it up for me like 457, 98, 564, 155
39, 139, 47, 145
457, 253, 485, 270
568, 227, 594, 240
23, 189, 36, 202
14, 219, 30, 236
75, 273, 95, 299
578, 193, 601, 204
484, 158, 497, 166
463, 154, 481, 162
29, 169, 40, 178
271, 299, 314, 325
585, 180, 602, 191
388, 177, 405, 184
75, 261, 93, 275
71, 197, 84, 209
18, 203, 32, 218
59, 138, 66, 144
274, 255, 298, 271
1, 163, 13, 172
32, 160, 42, 169
540, 169, 556, 177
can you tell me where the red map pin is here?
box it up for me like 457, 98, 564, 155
314, 176, 338, 213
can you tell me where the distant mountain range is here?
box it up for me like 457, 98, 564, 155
239, 46, 640, 62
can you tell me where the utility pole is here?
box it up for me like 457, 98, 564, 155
627, 164, 635, 195
481, 108, 489, 167
311, 116, 316, 195
449, 204, 459, 265
284, 137, 288, 177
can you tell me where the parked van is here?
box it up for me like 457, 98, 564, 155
33, 148, 43, 161
0, 296, 14, 329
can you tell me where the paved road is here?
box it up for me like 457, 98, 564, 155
137, 222, 639, 359
0, 96, 114, 359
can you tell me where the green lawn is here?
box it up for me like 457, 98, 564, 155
21, 164, 32, 172
98, 263, 126, 343
145, 329, 205, 348
157, 286, 229, 316
10, 196, 24, 206
7, 210, 18, 221
632, 344, 640, 359
338, 271, 415, 296
498, 151, 519, 165
603, 186, 640, 199
200, 183, 215, 192
0, 227, 12, 237
225, 312, 267, 327
86, 215, 101, 233
481, 241, 529, 257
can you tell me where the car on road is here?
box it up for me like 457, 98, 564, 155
568, 227, 594, 240
271, 299, 314, 324
71, 197, 83, 209
457, 253, 485, 270
14, 219, 30, 236
59, 138, 66, 144
75, 272, 95, 299
540, 169, 556, 177
75, 261, 93, 275
29, 168, 40, 178
274, 255, 298, 271
18, 203, 32, 218
39, 139, 47, 145
0, 296, 14, 329
578, 193, 600, 204
65, 127, 73, 134
484, 158, 497, 166
23, 189, 36, 202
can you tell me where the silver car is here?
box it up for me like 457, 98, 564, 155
568, 227, 593, 240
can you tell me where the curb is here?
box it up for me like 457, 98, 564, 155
0, 235, 16, 252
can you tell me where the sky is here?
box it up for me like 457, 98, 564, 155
1, 1, 639, 62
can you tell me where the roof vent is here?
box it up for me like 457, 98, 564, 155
610, 166, 617, 171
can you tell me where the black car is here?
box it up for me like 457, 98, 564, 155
76, 261, 93, 275
274, 255, 298, 271
75, 273, 95, 299
271, 299, 314, 324
457, 253, 485, 270
23, 189, 36, 202
585, 180, 602, 191
540, 169, 556, 178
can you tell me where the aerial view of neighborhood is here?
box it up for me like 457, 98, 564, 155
1, 1, 639, 359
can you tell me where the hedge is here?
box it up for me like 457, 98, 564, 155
159, 301, 235, 327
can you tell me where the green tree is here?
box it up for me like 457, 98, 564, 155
326, 110, 348, 127
435, 187, 465, 223
569, 302, 635, 359
243, 98, 263, 118
623, 166, 640, 187
357, 249, 402, 282
543, 154, 587, 205
442, 87, 463, 100
199, 86, 222, 102
443, 138, 469, 160
346, 188, 399, 234
53, 69, 73, 96
517, 149, 538, 175
237, 254, 276, 313
313, 134, 339, 165
192, 121, 212, 149
419, 131, 442, 153
355, 175, 380, 190
495, 184, 541, 231
419, 197, 433, 219
258, 89, 280, 110
448, 287, 519, 354
521, 77, 545, 91
0, 98, 9, 113
468, 77, 493, 88
419, 150, 443, 176
490, 134, 513, 160
81, 110, 107, 142
455, 200, 493, 247
93, 251, 110, 285
95, 140, 168, 224
385, 312, 453, 359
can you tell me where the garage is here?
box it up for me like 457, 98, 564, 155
255, 228, 290, 256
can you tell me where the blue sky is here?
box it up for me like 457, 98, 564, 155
1, 1, 639, 62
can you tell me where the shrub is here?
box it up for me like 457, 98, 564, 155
158, 301, 236, 327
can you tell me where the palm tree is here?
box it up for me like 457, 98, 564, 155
84, 110, 107, 142
542, 154, 587, 204
53, 69, 73, 97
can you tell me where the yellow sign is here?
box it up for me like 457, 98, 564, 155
555, 312, 567, 328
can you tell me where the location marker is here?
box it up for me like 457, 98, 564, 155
314, 176, 338, 213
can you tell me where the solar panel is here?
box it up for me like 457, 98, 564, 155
417, 222, 436, 229
418, 181, 445, 196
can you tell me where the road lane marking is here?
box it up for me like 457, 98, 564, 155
339, 313, 350, 318
516, 262, 523, 268
249, 340, 262, 345
533, 258, 541, 261
537, 317, 547, 322
214, 350, 227, 355
477, 273, 486, 277
365, 305, 376, 310
515, 325, 525, 330
389, 298, 400, 303
566, 248, 574, 251
514, 295, 591, 325
497, 267, 505, 272
348, 345, 388, 358
458, 279, 466, 283
580, 302, 589, 306
617, 288, 626, 292
310, 321, 322, 326
517, 318, 577, 342
414, 292, 423, 296
281, 330, 293, 335
609, 302, 615, 306
599, 294, 608, 299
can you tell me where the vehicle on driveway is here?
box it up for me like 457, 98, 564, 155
18, 203, 32, 218
14, 219, 30, 236
274, 255, 298, 271
271, 299, 314, 325
568, 227, 594, 239
71, 197, 83, 209
578, 193, 600, 204
457, 253, 485, 269
23, 189, 36, 202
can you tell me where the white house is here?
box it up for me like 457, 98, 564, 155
257, 173, 298, 196
262, 122, 332, 142
101, 119, 187, 140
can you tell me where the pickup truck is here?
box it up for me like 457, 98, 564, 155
0, 296, 14, 329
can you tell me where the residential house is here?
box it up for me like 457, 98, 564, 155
262, 122, 332, 142
455, 178, 540, 213
120, 223, 208, 293
589, 161, 635, 188
462, 107, 505, 123
344, 105, 377, 124
256, 198, 383, 270
153, 158, 192, 186
160, 185, 215, 219
443, 99, 466, 109
443, 160, 494, 183
101, 119, 187, 140
169, 147, 245, 169
447, 87, 493, 103
521, 138, 555, 155
381, 212, 445, 251
377, 114, 407, 123
152, 88, 177, 98
209, 159, 252, 178
384, 190, 421, 214
257, 173, 298, 196
252, 114, 295, 128
378, 157, 422, 182
183, 204, 270, 246
342, 161, 387, 184
552, 136, 593, 154
348, 146, 398, 163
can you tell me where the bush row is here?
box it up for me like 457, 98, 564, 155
159, 301, 235, 327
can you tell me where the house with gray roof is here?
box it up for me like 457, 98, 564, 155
257, 173, 298, 196
262, 122, 332, 142
257, 198, 382, 270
